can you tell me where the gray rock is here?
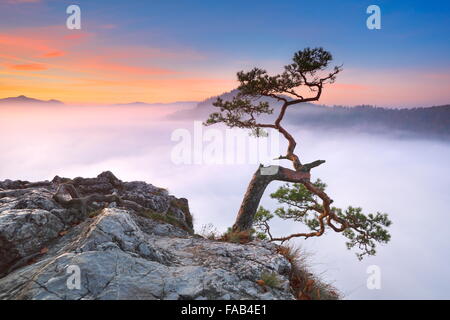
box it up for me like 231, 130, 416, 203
0, 172, 295, 300
0, 208, 65, 274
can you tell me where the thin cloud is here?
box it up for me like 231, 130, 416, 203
41, 51, 66, 58
77, 60, 175, 76
0, 34, 53, 54
62, 33, 91, 41
5, 63, 48, 71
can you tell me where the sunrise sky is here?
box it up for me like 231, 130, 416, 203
0, 0, 449, 107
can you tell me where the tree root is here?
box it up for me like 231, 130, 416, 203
53, 183, 145, 218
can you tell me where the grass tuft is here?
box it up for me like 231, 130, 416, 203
277, 244, 341, 300
259, 271, 281, 289
199, 223, 220, 240
220, 228, 254, 244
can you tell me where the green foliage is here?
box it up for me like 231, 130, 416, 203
288, 48, 335, 75
249, 127, 269, 138
236, 48, 338, 99
271, 180, 326, 232
253, 207, 274, 240
260, 271, 281, 289
204, 96, 273, 135
204, 47, 342, 133
255, 232, 268, 240
336, 206, 392, 260
256, 179, 392, 260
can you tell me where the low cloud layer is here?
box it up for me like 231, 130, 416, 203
1, 104, 449, 299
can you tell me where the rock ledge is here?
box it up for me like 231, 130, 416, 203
0, 172, 294, 300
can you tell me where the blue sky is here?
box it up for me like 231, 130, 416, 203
0, 0, 449, 105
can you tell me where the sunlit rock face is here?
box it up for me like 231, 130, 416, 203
0, 172, 294, 300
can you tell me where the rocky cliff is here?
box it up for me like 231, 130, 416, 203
0, 172, 294, 300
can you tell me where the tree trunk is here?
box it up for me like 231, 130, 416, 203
232, 165, 310, 232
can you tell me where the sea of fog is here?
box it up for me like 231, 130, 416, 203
1, 104, 449, 299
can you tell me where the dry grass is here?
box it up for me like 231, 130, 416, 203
277, 244, 341, 300
220, 229, 254, 244
196, 223, 341, 300
199, 223, 220, 240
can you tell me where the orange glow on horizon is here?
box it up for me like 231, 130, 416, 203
0, 25, 449, 106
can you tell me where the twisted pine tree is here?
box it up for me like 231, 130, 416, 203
205, 48, 391, 259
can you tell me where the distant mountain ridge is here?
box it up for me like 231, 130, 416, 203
286, 103, 450, 140
168, 89, 291, 120
0, 95, 197, 107
3, 93, 449, 140
112, 101, 198, 108
0, 95, 64, 105
169, 90, 450, 140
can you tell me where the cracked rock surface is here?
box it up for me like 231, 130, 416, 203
0, 172, 294, 300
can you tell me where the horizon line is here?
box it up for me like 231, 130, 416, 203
1, 94, 449, 110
